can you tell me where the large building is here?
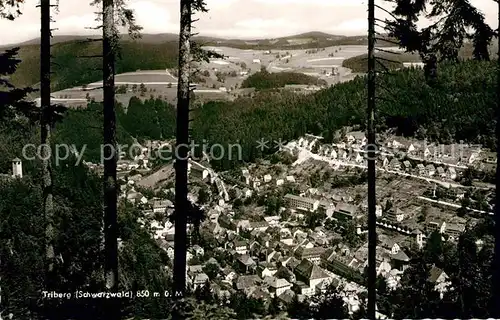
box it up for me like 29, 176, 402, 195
284, 194, 319, 212
334, 202, 358, 220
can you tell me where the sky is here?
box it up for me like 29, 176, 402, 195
0, 0, 498, 45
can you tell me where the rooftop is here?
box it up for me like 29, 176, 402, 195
284, 194, 318, 205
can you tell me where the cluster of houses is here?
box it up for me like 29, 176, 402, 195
239, 168, 296, 191
111, 130, 488, 317
198, 213, 370, 314
292, 132, 489, 182
174, 199, 454, 318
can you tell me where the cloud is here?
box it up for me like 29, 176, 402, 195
0, 0, 497, 44
251, 0, 365, 6
128, 1, 177, 33
331, 18, 367, 32
234, 18, 293, 29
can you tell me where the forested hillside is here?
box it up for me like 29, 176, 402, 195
241, 70, 327, 90
343, 42, 498, 73
54, 97, 176, 162
0, 124, 173, 319
342, 52, 418, 72
192, 60, 497, 170
51, 60, 496, 170
8, 40, 179, 91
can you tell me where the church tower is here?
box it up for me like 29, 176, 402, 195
12, 158, 22, 178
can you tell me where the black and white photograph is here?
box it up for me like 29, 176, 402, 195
0, 0, 499, 319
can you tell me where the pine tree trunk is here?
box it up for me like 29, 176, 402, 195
103, 0, 118, 293
40, 0, 55, 290
423, 52, 438, 85
494, 1, 500, 315
367, 0, 377, 317
173, 0, 191, 297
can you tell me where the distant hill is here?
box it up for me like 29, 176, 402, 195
6, 39, 179, 92
2, 31, 398, 91
5, 31, 394, 50
342, 41, 499, 73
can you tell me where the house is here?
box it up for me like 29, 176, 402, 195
277, 289, 295, 304
191, 245, 204, 256
310, 232, 329, 246
436, 166, 446, 178
297, 239, 314, 249
11, 158, 22, 178
127, 192, 148, 205
334, 202, 358, 220
234, 240, 248, 254
242, 187, 253, 198
354, 152, 364, 163
416, 163, 426, 175
236, 275, 260, 292
284, 194, 319, 212
377, 260, 392, 276
255, 232, 271, 247
389, 158, 401, 171
218, 215, 237, 231
248, 221, 269, 232
467, 151, 479, 164
248, 287, 271, 300
294, 246, 326, 264
252, 177, 261, 189
424, 147, 432, 158
379, 156, 389, 168
454, 190, 465, 200
385, 208, 405, 223
339, 150, 348, 160
152, 200, 171, 213
276, 179, 284, 186
375, 205, 383, 217
191, 272, 209, 290
275, 265, 296, 283
264, 276, 292, 297
294, 259, 331, 289
402, 160, 412, 171
426, 164, 436, 176
188, 161, 210, 181
262, 249, 281, 263
428, 266, 450, 299
264, 215, 281, 226
390, 139, 403, 149
318, 201, 335, 218
166, 246, 174, 260
263, 174, 272, 183
407, 143, 416, 154
241, 169, 251, 184
237, 254, 257, 272
330, 149, 338, 159
446, 167, 457, 180
236, 219, 251, 231
286, 175, 295, 183
293, 281, 315, 296
188, 265, 204, 277
222, 267, 237, 283
249, 241, 261, 256
444, 223, 465, 239
381, 241, 410, 271
257, 263, 278, 278
426, 221, 446, 234
346, 131, 366, 145
412, 229, 426, 249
